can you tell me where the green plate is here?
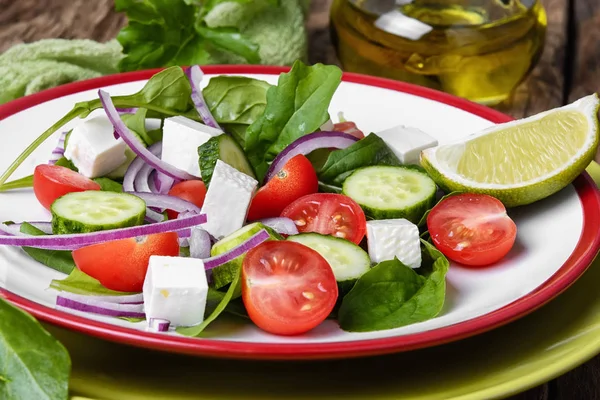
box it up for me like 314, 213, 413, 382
54, 163, 600, 400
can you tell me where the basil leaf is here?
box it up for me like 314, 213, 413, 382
50, 269, 138, 296
244, 61, 342, 180
0, 175, 33, 192
338, 240, 449, 332
93, 178, 123, 193
0, 298, 70, 400
19, 223, 75, 275
318, 134, 402, 186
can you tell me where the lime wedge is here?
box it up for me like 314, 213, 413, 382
421, 94, 600, 207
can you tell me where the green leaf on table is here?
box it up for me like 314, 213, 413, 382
0, 298, 71, 400
244, 61, 342, 180
338, 240, 449, 332
93, 178, 123, 192
19, 223, 75, 275
50, 269, 138, 296
317, 134, 402, 186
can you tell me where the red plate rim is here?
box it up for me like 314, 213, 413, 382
1, 65, 599, 360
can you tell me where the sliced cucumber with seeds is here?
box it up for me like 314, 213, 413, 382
342, 166, 436, 224
198, 135, 255, 186
287, 233, 371, 295
51, 191, 146, 234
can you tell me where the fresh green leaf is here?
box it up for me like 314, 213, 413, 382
0, 175, 33, 192
195, 25, 260, 64
50, 269, 138, 296
93, 178, 123, 192
244, 61, 342, 180
417, 191, 463, 229
338, 240, 449, 332
122, 108, 153, 146
19, 223, 75, 275
318, 134, 402, 186
177, 266, 242, 336
0, 298, 71, 400
224, 124, 248, 148
54, 157, 77, 172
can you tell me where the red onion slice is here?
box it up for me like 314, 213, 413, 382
185, 65, 221, 130
123, 140, 162, 193
57, 291, 143, 304
190, 227, 211, 259
203, 229, 269, 270
148, 318, 170, 332
99, 90, 197, 181
0, 213, 207, 250
258, 217, 299, 235
134, 163, 154, 193
153, 172, 176, 194
48, 131, 68, 165
56, 295, 145, 318
128, 192, 201, 214
263, 131, 359, 183
145, 208, 165, 223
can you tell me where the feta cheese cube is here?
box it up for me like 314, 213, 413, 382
161, 116, 223, 178
366, 219, 421, 268
373, 125, 438, 165
63, 115, 128, 178
201, 160, 258, 239
143, 255, 208, 327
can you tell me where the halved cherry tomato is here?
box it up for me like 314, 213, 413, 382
281, 193, 367, 244
33, 164, 101, 210
241, 241, 338, 335
426, 193, 517, 267
166, 180, 207, 220
247, 155, 318, 221
333, 121, 365, 139
72, 232, 180, 292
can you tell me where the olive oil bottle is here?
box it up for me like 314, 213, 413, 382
330, 0, 547, 105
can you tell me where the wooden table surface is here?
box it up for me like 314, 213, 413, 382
1, 0, 599, 398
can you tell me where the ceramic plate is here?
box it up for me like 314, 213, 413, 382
1, 66, 599, 360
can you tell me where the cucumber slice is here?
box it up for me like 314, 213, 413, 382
342, 166, 436, 223
210, 223, 282, 292
198, 135, 255, 186
287, 233, 371, 294
51, 191, 146, 234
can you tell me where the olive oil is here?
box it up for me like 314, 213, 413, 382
330, 0, 547, 105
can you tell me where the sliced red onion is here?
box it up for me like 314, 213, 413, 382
153, 172, 176, 194
123, 142, 162, 192
190, 227, 211, 259
57, 291, 143, 304
203, 229, 269, 270
148, 318, 170, 332
134, 163, 154, 193
116, 107, 139, 114
56, 296, 145, 318
148, 170, 159, 193
258, 217, 299, 235
48, 131, 68, 165
263, 131, 358, 183
128, 192, 201, 214
185, 65, 221, 130
99, 90, 197, 181
145, 208, 165, 223
0, 213, 207, 250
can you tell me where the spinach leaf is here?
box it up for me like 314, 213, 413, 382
93, 178, 123, 192
318, 134, 402, 186
0, 298, 70, 400
122, 108, 155, 146
244, 61, 342, 180
50, 269, 138, 296
19, 223, 75, 275
338, 240, 449, 332
54, 157, 77, 172
177, 266, 242, 336
0, 175, 33, 192
0, 66, 195, 188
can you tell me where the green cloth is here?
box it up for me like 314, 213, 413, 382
0, 1, 309, 105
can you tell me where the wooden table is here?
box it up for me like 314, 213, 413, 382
1, 0, 599, 398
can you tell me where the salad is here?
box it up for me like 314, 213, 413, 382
0, 61, 596, 337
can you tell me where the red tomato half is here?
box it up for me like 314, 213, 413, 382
33, 164, 101, 210
242, 241, 338, 335
247, 155, 318, 221
167, 180, 207, 220
426, 193, 517, 267
72, 232, 180, 292
333, 121, 365, 139
281, 193, 367, 244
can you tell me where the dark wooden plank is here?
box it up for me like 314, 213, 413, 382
568, 0, 600, 102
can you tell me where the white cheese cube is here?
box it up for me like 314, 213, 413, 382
366, 219, 422, 268
161, 116, 223, 178
373, 125, 438, 165
143, 255, 208, 327
201, 160, 258, 240
63, 115, 128, 178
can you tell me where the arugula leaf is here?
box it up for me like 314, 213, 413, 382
176, 266, 242, 336
0, 66, 195, 187
0, 298, 70, 400
19, 223, 75, 275
338, 240, 449, 332
318, 134, 402, 186
93, 178, 123, 192
244, 61, 342, 180
50, 269, 138, 296
0, 175, 33, 192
